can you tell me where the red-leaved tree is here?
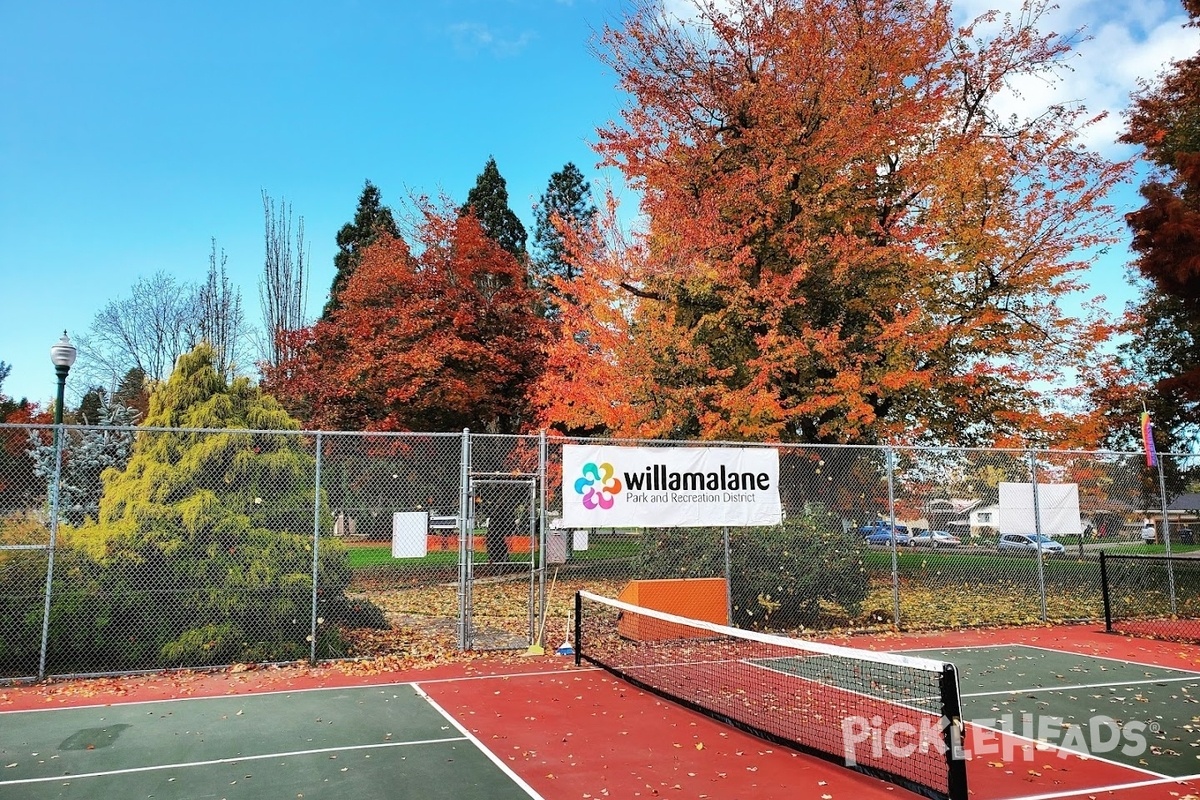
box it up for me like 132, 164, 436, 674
266, 205, 548, 433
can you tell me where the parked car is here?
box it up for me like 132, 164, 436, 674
997, 533, 1064, 554
1141, 522, 1157, 544
909, 529, 961, 548
863, 527, 913, 546
859, 521, 909, 537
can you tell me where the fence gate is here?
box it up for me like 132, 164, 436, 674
460, 475, 540, 650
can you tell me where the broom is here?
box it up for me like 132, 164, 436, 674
525, 566, 559, 656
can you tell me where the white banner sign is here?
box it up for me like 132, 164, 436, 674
999, 482, 1082, 536
561, 445, 782, 528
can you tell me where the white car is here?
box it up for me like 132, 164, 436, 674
997, 533, 1065, 554
909, 529, 961, 548
1141, 523, 1157, 544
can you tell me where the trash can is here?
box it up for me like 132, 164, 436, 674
547, 530, 567, 565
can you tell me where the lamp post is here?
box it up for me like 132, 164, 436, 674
40, 331, 76, 680
49, 331, 77, 427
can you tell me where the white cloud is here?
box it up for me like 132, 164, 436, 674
955, 1, 1199, 155
447, 21, 537, 58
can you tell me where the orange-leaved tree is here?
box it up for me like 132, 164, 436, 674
531, 0, 1129, 446
265, 203, 548, 433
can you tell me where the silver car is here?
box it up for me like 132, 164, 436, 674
909, 529, 961, 548
997, 533, 1064, 554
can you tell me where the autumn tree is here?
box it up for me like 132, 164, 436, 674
0, 362, 25, 422
533, 162, 597, 310
0, 364, 40, 512
1118, 0, 1200, 452
460, 157, 528, 262
259, 191, 309, 368
323, 181, 399, 319
266, 204, 547, 433
533, 0, 1127, 447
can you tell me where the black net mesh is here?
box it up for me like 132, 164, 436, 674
575, 590, 967, 800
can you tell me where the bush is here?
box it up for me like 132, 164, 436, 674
0, 532, 386, 676
634, 509, 868, 630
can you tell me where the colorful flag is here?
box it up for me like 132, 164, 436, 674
1141, 411, 1158, 467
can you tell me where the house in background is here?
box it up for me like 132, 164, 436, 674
925, 498, 981, 538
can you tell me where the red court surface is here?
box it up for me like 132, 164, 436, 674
3, 623, 1199, 800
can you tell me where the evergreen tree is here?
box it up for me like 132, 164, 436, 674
77, 386, 105, 425
113, 367, 150, 422
323, 181, 400, 319
533, 163, 596, 283
460, 157, 528, 262
70, 344, 380, 666
532, 163, 597, 312
28, 390, 137, 525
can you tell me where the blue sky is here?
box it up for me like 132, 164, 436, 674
1, 0, 1197, 405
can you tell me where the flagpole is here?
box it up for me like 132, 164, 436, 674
1157, 457, 1176, 615
1144, 409, 1176, 615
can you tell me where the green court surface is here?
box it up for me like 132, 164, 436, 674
0, 686, 536, 800
903, 644, 1200, 777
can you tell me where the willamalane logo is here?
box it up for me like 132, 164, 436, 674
574, 462, 623, 510
573, 461, 772, 511
624, 464, 771, 492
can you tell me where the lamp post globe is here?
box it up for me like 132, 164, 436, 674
49, 331, 77, 427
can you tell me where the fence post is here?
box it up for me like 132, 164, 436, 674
722, 526, 732, 625
574, 591, 582, 667
457, 429, 471, 650
309, 430, 323, 665
1099, 551, 1112, 632
38, 424, 67, 680
538, 430, 548, 642
1028, 450, 1048, 623
885, 446, 901, 629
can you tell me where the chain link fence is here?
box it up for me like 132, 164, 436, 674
0, 422, 1191, 681
1101, 553, 1200, 643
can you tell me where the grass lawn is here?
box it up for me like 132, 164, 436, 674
1100, 542, 1200, 556
343, 534, 641, 569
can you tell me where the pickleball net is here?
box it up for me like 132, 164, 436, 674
573, 590, 967, 800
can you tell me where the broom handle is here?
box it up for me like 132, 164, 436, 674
536, 566, 559, 646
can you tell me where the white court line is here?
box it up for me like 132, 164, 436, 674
893, 642, 1200, 676
1014, 642, 1200, 675
961, 718, 1168, 780
413, 683, 546, 800
0, 736, 465, 786
0, 667, 597, 715
960, 674, 1200, 698
993, 771, 1200, 800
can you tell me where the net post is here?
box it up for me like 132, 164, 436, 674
574, 591, 582, 667
1100, 551, 1112, 632
940, 664, 969, 800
